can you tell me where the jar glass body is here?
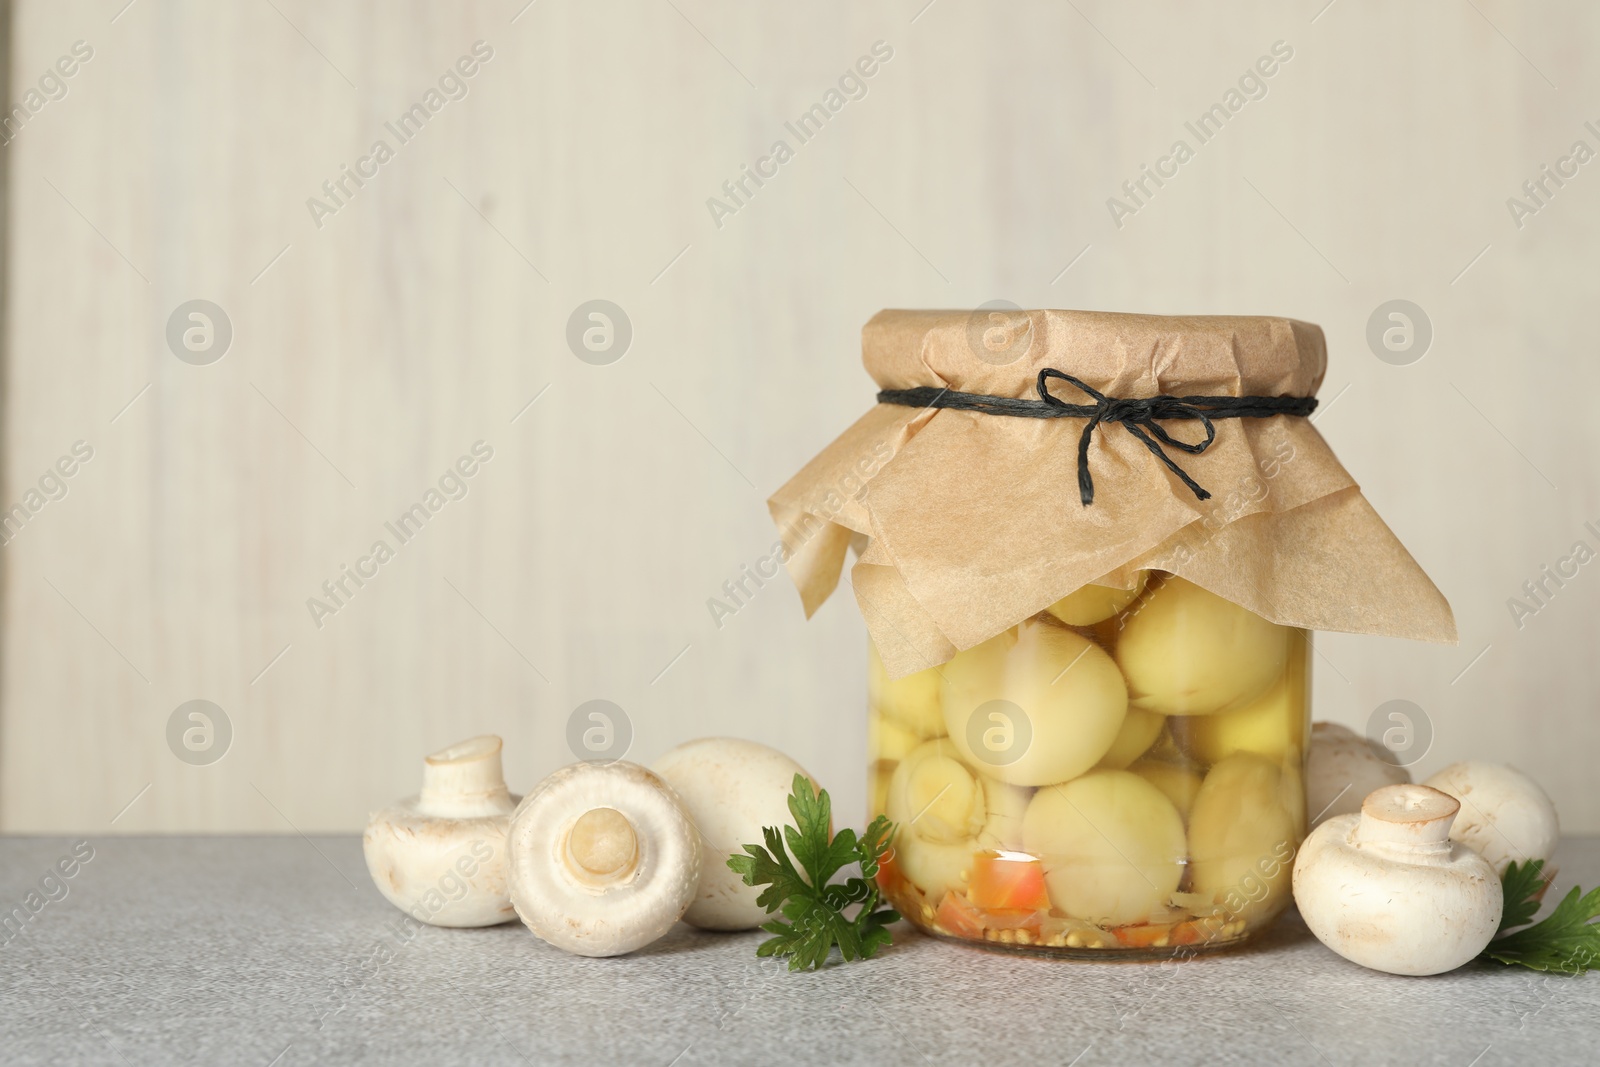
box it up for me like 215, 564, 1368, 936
868, 572, 1309, 958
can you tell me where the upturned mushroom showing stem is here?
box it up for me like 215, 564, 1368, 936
507, 761, 702, 957
363, 735, 520, 928
1293, 783, 1502, 976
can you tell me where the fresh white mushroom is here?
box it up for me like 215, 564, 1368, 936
1293, 783, 1502, 976
363, 735, 519, 928
1422, 761, 1560, 876
1115, 576, 1289, 716
652, 737, 816, 931
942, 618, 1128, 786
506, 760, 701, 956
1306, 722, 1410, 827
1021, 769, 1186, 927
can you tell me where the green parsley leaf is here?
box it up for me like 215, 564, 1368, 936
1495, 858, 1548, 933
1481, 858, 1600, 974
727, 773, 900, 971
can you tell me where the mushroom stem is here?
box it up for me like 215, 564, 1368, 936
418, 735, 513, 818
566, 807, 639, 885
1354, 784, 1457, 859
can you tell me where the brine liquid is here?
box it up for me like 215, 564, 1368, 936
869, 574, 1309, 957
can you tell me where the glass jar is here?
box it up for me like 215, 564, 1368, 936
770, 308, 1455, 960
869, 571, 1309, 958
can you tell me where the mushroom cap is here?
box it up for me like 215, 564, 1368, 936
1171, 649, 1307, 767
942, 618, 1129, 786
1306, 722, 1410, 827
1292, 787, 1502, 976
1096, 707, 1166, 770
363, 804, 517, 927
1114, 576, 1289, 716
507, 761, 701, 956
1046, 570, 1148, 626
1422, 761, 1560, 875
1187, 752, 1303, 922
1129, 759, 1204, 822
886, 739, 987, 901
1021, 770, 1186, 927
652, 737, 816, 931
869, 643, 944, 738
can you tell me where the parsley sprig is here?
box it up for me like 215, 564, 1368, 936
727, 774, 899, 971
1480, 859, 1600, 974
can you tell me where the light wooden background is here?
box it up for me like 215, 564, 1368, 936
3, 0, 1596, 833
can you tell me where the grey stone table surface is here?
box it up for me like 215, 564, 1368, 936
0, 836, 1596, 1067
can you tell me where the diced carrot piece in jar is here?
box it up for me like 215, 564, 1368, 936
934, 892, 986, 940
875, 849, 905, 894
1113, 922, 1175, 948
1180, 914, 1230, 946
967, 852, 1052, 912
1169, 920, 1205, 946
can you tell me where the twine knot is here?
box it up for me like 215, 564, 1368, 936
876, 368, 1318, 506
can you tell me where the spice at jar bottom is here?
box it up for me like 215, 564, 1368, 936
769, 308, 1457, 959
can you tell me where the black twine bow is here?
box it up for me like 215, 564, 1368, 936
876, 369, 1317, 506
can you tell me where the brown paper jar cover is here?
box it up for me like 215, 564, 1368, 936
768, 309, 1456, 678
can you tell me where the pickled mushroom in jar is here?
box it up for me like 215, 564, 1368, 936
1187, 752, 1303, 919
936, 629, 1015, 736
1115, 577, 1290, 716
1046, 570, 1149, 626
869, 641, 945, 738
1088, 616, 1121, 653
1096, 707, 1166, 770
885, 739, 988, 900
1130, 759, 1204, 822
1171, 643, 1307, 765
1021, 769, 1186, 927
942, 619, 1128, 787
870, 759, 895, 819
871, 713, 920, 763
894, 837, 974, 907
977, 778, 1031, 852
